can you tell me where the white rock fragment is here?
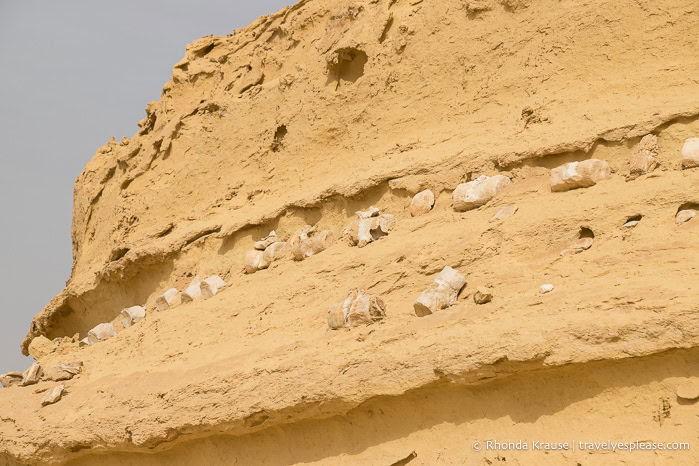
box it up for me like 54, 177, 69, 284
42, 362, 82, 382
676, 380, 699, 400
356, 206, 380, 219
181, 276, 203, 302
622, 220, 640, 228
550, 159, 611, 192
41, 385, 65, 407
473, 287, 493, 304
358, 217, 392, 247
120, 305, 146, 328
348, 209, 396, 248
21, 363, 42, 386
244, 250, 266, 274
629, 134, 659, 177
289, 226, 334, 260
327, 290, 386, 330
560, 237, 594, 256
87, 323, 116, 345
681, 138, 699, 169
452, 175, 511, 212
539, 284, 554, 294
201, 275, 227, 298
263, 241, 287, 263
1, 372, 24, 388
254, 231, 278, 250
489, 205, 519, 222
414, 266, 467, 317
245, 238, 288, 274
156, 288, 181, 312
676, 209, 696, 225
410, 190, 435, 217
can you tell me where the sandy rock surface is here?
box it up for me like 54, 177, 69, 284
2, 0, 699, 464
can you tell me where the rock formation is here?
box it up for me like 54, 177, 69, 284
2, 0, 699, 464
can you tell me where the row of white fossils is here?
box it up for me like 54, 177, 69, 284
54, 135, 699, 342
10, 137, 698, 401
84, 274, 229, 345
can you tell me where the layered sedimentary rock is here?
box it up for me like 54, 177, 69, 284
2, 0, 699, 464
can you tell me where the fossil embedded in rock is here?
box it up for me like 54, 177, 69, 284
156, 288, 181, 312
289, 226, 334, 260
21, 363, 42, 386
263, 241, 287, 263
410, 190, 435, 217
489, 205, 518, 222
200, 275, 227, 298
181, 276, 203, 302
0, 372, 24, 388
414, 266, 466, 317
681, 138, 699, 169
42, 362, 82, 382
120, 306, 146, 328
41, 385, 65, 407
676, 209, 696, 225
452, 175, 511, 212
550, 159, 611, 192
87, 323, 116, 344
356, 206, 380, 219
629, 134, 659, 178
327, 290, 386, 330
254, 231, 278, 250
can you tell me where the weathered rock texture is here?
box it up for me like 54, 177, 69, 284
2, 0, 699, 464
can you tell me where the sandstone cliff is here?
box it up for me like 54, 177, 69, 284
2, 0, 699, 464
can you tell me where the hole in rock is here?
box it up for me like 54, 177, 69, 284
622, 215, 643, 228
578, 227, 595, 240
109, 247, 130, 262
379, 15, 394, 43
676, 202, 699, 214
271, 125, 287, 152
193, 42, 215, 58
327, 48, 368, 89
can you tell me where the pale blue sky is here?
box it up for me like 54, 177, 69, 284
0, 0, 293, 374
